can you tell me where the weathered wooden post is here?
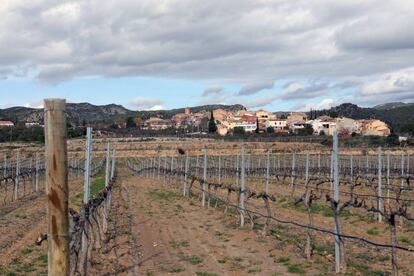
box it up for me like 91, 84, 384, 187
332, 131, 344, 273
44, 99, 70, 276
377, 147, 383, 222
240, 146, 245, 227
35, 154, 39, 191
184, 152, 189, 196
265, 151, 270, 195
202, 149, 207, 207
14, 150, 20, 200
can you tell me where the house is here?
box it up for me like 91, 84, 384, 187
0, 121, 14, 128
287, 112, 307, 125
171, 113, 191, 128
255, 110, 275, 132
143, 117, 173, 130
25, 122, 42, 128
356, 119, 391, 136
255, 110, 275, 120
266, 119, 287, 131
242, 113, 257, 124
310, 116, 337, 135
335, 117, 357, 135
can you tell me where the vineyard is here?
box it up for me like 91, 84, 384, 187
123, 134, 414, 275
0, 100, 413, 275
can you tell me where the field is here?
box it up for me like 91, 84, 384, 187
0, 137, 413, 275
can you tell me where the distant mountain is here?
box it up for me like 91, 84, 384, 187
0, 103, 132, 126
0, 102, 245, 126
373, 102, 414, 110
134, 104, 246, 120
315, 102, 414, 133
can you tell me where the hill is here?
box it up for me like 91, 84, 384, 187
315, 103, 414, 133
0, 103, 245, 126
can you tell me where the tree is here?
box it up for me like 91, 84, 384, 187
233, 126, 245, 135
208, 111, 217, 133
126, 117, 136, 128
298, 125, 314, 136
267, 127, 274, 134
386, 133, 400, 146
255, 117, 260, 133
133, 116, 142, 128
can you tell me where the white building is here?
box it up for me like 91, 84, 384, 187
309, 116, 337, 135
0, 121, 14, 127
266, 119, 287, 130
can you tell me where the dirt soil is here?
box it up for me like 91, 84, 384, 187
0, 177, 84, 275
89, 169, 297, 275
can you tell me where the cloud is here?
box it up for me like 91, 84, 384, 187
0, 0, 412, 86
280, 81, 330, 100
129, 97, 164, 110
295, 98, 336, 111
237, 81, 274, 96
202, 86, 223, 97
24, 99, 44, 109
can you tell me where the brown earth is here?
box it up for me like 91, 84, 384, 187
1, 164, 413, 275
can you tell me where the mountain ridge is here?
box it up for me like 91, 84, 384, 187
0, 101, 413, 134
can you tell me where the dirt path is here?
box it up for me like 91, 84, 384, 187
110, 170, 293, 276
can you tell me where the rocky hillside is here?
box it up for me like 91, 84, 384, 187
0, 103, 132, 126
134, 104, 246, 120
0, 103, 245, 126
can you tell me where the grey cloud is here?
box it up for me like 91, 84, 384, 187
0, 0, 412, 103
202, 86, 223, 97
280, 82, 330, 100
129, 97, 164, 110
238, 81, 274, 96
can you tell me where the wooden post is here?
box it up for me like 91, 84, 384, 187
184, 152, 189, 196
265, 151, 270, 195
333, 131, 343, 273
377, 147, 383, 222
14, 150, 20, 200
44, 99, 70, 276
202, 149, 207, 207
35, 154, 39, 192
240, 147, 245, 227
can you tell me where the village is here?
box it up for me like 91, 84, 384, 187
141, 107, 391, 137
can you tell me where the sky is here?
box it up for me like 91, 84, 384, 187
1, 0, 414, 111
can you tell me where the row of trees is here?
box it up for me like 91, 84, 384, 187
0, 126, 86, 143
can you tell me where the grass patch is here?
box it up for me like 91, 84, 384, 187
218, 257, 229, 264
178, 253, 203, 265
15, 212, 27, 219
37, 253, 48, 264
247, 266, 262, 273
169, 266, 185, 273
276, 257, 290, 264
196, 272, 217, 276
367, 227, 380, 236
90, 177, 105, 198
378, 255, 390, 262
148, 189, 181, 202
398, 236, 414, 246
349, 260, 390, 276
21, 247, 33, 255
287, 264, 305, 274
169, 239, 189, 249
